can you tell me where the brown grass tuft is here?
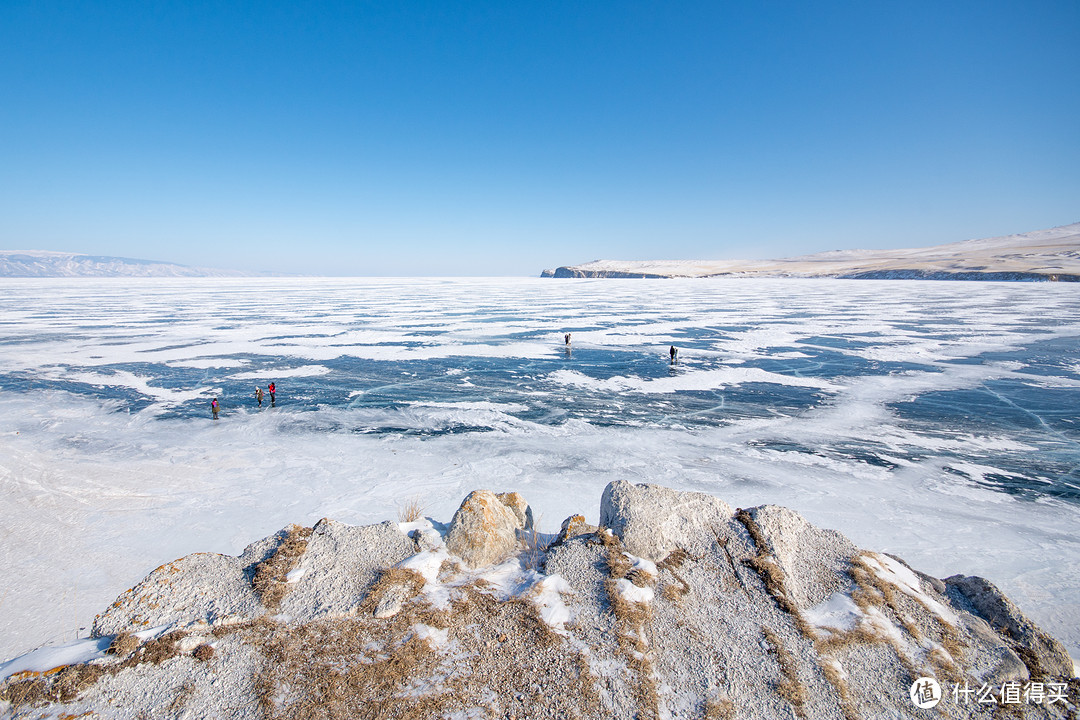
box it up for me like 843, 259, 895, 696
192, 643, 215, 662
253, 524, 313, 610
0, 629, 192, 711
817, 656, 860, 720
396, 495, 426, 523
762, 626, 807, 718
735, 511, 812, 637
106, 632, 139, 657
598, 529, 660, 720
252, 571, 599, 720
0, 656, 113, 709
358, 566, 427, 617
122, 629, 187, 668
703, 694, 736, 720
657, 547, 689, 572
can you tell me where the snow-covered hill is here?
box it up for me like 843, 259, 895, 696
543, 223, 1080, 280
0, 251, 260, 278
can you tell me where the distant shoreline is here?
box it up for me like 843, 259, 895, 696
541, 222, 1080, 282
542, 268, 1079, 281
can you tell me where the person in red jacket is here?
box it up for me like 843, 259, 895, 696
268, 382, 276, 407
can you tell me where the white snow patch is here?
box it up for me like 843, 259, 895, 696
623, 553, 658, 578
862, 553, 959, 626
0, 636, 113, 681
410, 623, 449, 650
230, 365, 332, 380
531, 575, 573, 630
860, 606, 906, 646
615, 578, 655, 605
285, 567, 307, 584
805, 592, 862, 635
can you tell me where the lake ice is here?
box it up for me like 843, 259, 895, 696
1, 276, 1078, 663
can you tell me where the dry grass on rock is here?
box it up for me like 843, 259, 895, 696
253, 524, 313, 610
599, 529, 660, 720
0, 629, 189, 712
734, 509, 812, 637
396, 495, 426, 523
762, 626, 807, 718
252, 578, 600, 720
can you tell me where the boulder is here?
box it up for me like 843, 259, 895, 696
445, 490, 527, 568
553, 514, 597, 545
495, 491, 534, 530
92, 553, 261, 637
599, 480, 733, 562
945, 574, 1074, 678
744, 505, 857, 609
278, 519, 415, 621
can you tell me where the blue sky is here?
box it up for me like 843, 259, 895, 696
1, 1, 1077, 276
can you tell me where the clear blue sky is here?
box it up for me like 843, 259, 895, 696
1, 1, 1077, 276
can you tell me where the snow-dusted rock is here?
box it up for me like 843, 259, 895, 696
445, 489, 527, 568
946, 574, 1075, 678
600, 479, 733, 562
91, 552, 261, 637
277, 519, 415, 622
7, 482, 1076, 720
553, 514, 597, 545
495, 491, 534, 530
543, 222, 1080, 281
744, 504, 858, 609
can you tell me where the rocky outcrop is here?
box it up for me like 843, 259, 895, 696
599, 479, 734, 561
445, 489, 533, 568
945, 575, 1075, 679
541, 222, 1080, 281
3, 482, 1075, 719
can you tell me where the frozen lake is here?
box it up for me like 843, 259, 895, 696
1, 277, 1078, 662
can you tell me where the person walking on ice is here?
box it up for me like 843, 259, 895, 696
255, 386, 264, 407
211, 397, 220, 420
268, 382, 276, 407
669, 345, 678, 364
564, 332, 571, 345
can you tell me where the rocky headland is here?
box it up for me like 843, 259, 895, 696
542, 223, 1080, 281
1, 481, 1076, 719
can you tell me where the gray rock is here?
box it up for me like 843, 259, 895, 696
92, 552, 261, 637
22, 484, 1079, 720
945, 574, 1074, 678
747, 505, 858, 609
373, 583, 411, 619
278, 519, 415, 622
495, 491, 534, 530
445, 489, 525, 568
552, 514, 598, 546
958, 613, 1030, 684
599, 480, 733, 561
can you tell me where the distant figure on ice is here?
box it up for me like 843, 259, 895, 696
268, 382, 276, 407
211, 398, 220, 420
255, 386, 264, 407
669, 345, 678, 364
564, 333, 571, 345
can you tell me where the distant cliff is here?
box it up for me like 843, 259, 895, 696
542, 222, 1080, 281
2, 481, 1075, 718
